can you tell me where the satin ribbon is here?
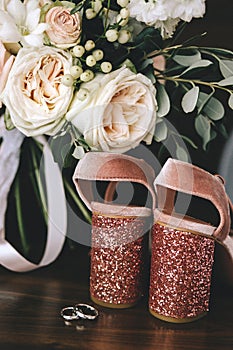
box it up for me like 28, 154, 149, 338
0, 118, 67, 272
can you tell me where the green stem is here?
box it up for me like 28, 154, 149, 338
31, 146, 48, 225
145, 45, 183, 59
15, 175, 29, 256
64, 178, 92, 224
163, 76, 233, 94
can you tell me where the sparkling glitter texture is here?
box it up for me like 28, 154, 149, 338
149, 223, 215, 319
90, 213, 149, 307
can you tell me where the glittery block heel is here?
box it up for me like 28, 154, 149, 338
73, 152, 156, 309
149, 158, 233, 323
90, 204, 151, 308
149, 216, 215, 323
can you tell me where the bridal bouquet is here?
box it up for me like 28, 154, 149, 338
0, 0, 233, 269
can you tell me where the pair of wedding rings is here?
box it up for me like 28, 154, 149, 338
60, 303, 99, 321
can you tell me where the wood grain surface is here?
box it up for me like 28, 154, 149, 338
0, 245, 233, 350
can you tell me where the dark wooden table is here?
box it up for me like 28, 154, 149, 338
0, 245, 232, 350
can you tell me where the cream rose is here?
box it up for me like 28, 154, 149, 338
1, 46, 74, 136
66, 67, 157, 153
0, 41, 14, 107
45, 6, 82, 49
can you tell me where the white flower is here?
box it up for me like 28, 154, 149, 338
66, 67, 157, 153
0, 0, 48, 48
1, 46, 74, 136
169, 0, 206, 22
128, 0, 206, 38
45, 6, 82, 49
0, 41, 14, 107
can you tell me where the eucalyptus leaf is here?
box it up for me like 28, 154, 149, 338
72, 146, 85, 159
219, 60, 233, 78
195, 114, 211, 150
202, 47, 233, 59
140, 58, 153, 70
154, 120, 168, 142
181, 86, 199, 113
181, 135, 198, 149
218, 76, 233, 86
218, 124, 228, 138
173, 51, 201, 66
203, 97, 225, 121
228, 94, 233, 109
61, 143, 72, 164
196, 91, 214, 115
156, 84, 170, 117
121, 59, 137, 73
181, 59, 213, 75
210, 129, 217, 142
175, 145, 189, 162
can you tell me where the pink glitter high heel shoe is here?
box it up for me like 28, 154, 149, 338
149, 158, 233, 323
73, 152, 156, 309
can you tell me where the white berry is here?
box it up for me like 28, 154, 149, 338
80, 70, 95, 82
86, 55, 96, 67
105, 29, 118, 42
73, 45, 85, 58
117, 0, 129, 7
61, 74, 74, 87
85, 40, 95, 51
118, 30, 131, 44
100, 62, 112, 73
85, 8, 97, 20
70, 65, 83, 79
92, 49, 104, 61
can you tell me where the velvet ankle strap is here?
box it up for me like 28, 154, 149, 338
73, 152, 156, 212
154, 158, 230, 242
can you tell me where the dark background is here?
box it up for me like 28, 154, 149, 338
175, 0, 233, 172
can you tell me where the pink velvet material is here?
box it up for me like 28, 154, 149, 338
154, 158, 230, 241
73, 152, 156, 212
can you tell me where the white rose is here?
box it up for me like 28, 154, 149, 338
45, 6, 82, 49
66, 67, 157, 153
1, 46, 74, 136
0, 41, 14, 107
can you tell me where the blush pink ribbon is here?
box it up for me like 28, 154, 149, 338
0, 117, 66, 272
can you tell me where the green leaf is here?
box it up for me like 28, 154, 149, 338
154, 119, 168, 142
121, 58, 137, 73
72, 146, 85, 159
218, 124, 228, 138
195, 114, 211, 150
181, 59, 213, 75
202, 47, 233, 59
228, 94, 233, 109
4, 109, 15, 130
175, 145, 189, 162
196, 91, 214, 115
219, 60, 233, 78
173, 51, 201, 66
218, 76, 233, 86
203, 97, 225, 121
156, 84, 170, 117
140, 58, 153, 70
181, 86, 199, 113
181, 135, 198, 149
